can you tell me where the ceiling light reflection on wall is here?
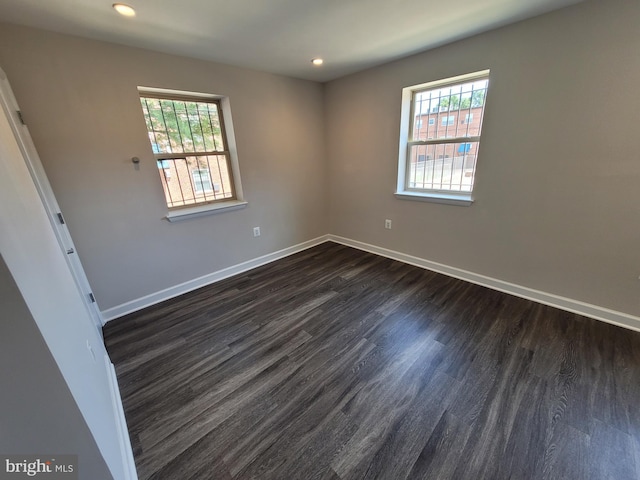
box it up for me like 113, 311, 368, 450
113, 3, 136, 17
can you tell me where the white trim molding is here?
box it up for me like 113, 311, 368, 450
103, 233, 640, 334
102, 235, 330, 322
328, 235, 640, 333
105, 355, 138, 480
394, 191, 473, 206
165, 200, 248, 222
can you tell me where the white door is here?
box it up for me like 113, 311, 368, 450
0, 68, 104, 333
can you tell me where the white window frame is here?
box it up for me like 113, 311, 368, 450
138, 86, 247, 222
396, 70, 490, 206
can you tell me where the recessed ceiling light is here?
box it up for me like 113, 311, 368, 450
311, 58, 324, 66
113, 3, 136, 17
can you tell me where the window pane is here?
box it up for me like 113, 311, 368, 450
156, 155, 233, 208
140, 97, 226, 154
412, 78, 488, 142
408, 142, 479, 192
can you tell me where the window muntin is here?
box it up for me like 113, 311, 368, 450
404, 71, 489, 196
140, 94, 236, 209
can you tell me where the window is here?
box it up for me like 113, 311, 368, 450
192, 169, 218, 194
441, 116, 455, 126
458, 143, 472, 153
396, 70, 489, 205
139, 88, 246, 220
428, 118, 435, 126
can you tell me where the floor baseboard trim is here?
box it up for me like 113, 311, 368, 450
328, 235, 640, 333
101, 235, 331, 322
102, 233, 640, 333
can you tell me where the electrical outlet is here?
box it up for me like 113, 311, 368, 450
385, 219, 392, 229
253, 227, 261, 237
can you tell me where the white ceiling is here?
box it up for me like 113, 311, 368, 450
0, 0, 582, 82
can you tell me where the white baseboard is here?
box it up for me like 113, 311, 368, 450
102, 232, 640, 333
328, 235, 640, 333
102, 235, 330, 322
105, 355, 138, 480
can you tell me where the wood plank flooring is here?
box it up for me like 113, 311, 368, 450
103, 242, 640, 480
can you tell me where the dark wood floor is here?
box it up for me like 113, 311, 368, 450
104, 242, 640, 480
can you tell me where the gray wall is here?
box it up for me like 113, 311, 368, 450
325, 0, 640, 317
0, 24, 327, 311
0, 256, 113, 480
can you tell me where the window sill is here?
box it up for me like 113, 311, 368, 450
165, 200, 248, 222
394, 191, 474, 206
